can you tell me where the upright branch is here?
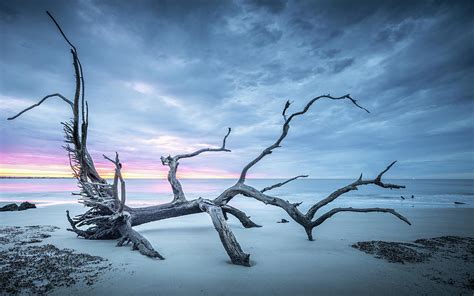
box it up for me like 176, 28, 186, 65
103, 153, 126, 213
160, 128, 232, 203
238, 94, 369, 184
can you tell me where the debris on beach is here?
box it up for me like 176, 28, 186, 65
352, 236, 474, 292
0, 202, 36, 212
0, 225, 58, 245
277, 219, 289, 223
0, 225, 111, 295
352, 240, 427, 263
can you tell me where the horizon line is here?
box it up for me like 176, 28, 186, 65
0, 176, 473, 180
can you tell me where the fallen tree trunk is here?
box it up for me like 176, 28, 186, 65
7, 11, 411, 266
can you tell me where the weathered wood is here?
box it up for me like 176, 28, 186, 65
160, 128, 232, 203
261, 175, 308, 193
116, 212, 164, 259
237, 94, 369, 184
199, 199, 250, 266
222, 205, 262, 228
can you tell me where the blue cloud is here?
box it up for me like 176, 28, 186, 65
0, 0, 472, 179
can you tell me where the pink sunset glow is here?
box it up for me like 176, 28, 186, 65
0, 152, 240, 179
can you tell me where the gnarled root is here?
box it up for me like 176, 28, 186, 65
115, 212, 164, 259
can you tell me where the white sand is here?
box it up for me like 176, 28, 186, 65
1, 203, 473, 295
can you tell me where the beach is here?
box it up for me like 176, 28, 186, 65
1, 201, 473, 295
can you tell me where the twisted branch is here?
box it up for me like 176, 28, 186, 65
311, 207, 411, 228
104, 153, 126, 212
306, 161, 404, 220
175, 127, 231, 160
160, 128, 232, 203
238, 94, 369, 183
7, 94, 73, 120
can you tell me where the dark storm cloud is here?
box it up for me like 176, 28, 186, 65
244, 0, 288, 14
0, 0, 472, 178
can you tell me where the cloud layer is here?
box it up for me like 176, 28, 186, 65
0, 0, 472, 179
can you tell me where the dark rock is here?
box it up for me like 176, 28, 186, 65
0, 203, 19, 211
18, 201, 36, 211
277, 219, 289, 223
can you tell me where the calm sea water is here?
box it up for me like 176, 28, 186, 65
0, 178, 472, 210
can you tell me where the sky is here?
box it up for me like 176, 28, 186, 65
0, 0, 472, 179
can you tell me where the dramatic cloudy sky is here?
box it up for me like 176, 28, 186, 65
0, 0, 472, 179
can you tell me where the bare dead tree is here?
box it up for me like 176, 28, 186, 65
8, 12, 411, 267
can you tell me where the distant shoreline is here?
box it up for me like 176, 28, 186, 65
0, 176, 473, 181
0, 176, 74, 179
0, 176, 473, 180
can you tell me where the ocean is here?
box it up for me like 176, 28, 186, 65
0, 178, 472, 210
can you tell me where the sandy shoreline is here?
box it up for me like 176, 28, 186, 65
1, 204, 473, 295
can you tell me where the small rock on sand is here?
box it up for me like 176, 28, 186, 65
0, 203, 19, 211
0, 202, 36, 212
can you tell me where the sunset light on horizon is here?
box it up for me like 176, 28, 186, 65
0, 0, 472, 180
0, 153, 241, 179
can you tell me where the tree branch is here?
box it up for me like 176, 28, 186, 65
261, 175, 308, 193
215, 183, 309, 228
104, 153, 126, 212
46, 11, 77, 52
7, 94, 73, 120
116, 212, 164, 259
175, 128, 232, 160
199, 199, 250, 266
311, 207, 411, 228
238, 94, 369, 183
160, 128, 232, 203
306, 161, 405, 220
222, 205, 262, 228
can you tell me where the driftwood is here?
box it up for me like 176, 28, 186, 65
7, 12, 411, 266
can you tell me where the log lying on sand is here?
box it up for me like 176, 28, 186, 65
6, 11, 412, 266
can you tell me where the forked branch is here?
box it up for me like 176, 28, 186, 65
305, 161, 405, 220
238, 94, 370, 183
160, 128, 232, 203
